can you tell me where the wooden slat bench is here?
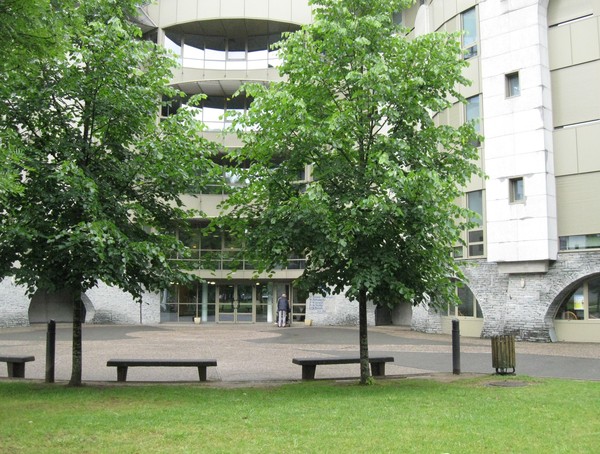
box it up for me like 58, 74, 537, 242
0, 355, 35, 378
292, 356, 394, 380
107, 359, 217, 382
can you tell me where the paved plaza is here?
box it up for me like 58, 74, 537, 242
0, 323, 599, 384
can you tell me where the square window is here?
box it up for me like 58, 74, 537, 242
509, 177, 524, 203
506, 72, 520, 97
468, 243, 484, 257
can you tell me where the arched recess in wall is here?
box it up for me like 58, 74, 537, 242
548, 272, 600, 342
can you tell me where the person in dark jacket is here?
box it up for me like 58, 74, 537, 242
277, 293, 290, 327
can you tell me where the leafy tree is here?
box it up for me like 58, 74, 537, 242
0, 0, 217, 385
222, 0, 481, 384
0, 0, 63, 197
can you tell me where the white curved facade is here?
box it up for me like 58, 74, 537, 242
138, 0, 314, 325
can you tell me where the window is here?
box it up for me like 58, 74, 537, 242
506, 72, 520, 97
448, 285, 483, 318
164, 32, 182, 58
560, 234, 600, 251
453, 246, 464, 259
175, 223, 304, 271
163, 95, 253, 131
467, 190, 485, 257
465, 95, 481, 133
465, 94, 481, 146
555, 276, 600, 321
509, 177, 524, 203
165, 32, 287, 71
461, 7, 478, 59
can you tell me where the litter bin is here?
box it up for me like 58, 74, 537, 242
491, 335, 516, 375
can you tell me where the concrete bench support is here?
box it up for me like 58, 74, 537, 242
107, 359, 218, 382
292, 356, 394, 380
0, 355, 35, 378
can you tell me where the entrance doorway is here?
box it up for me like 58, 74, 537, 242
217, 284, 253, 323
161, 281, 305, 324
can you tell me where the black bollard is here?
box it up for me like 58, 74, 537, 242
452, 319, 460, 375
45, 319, 56, 383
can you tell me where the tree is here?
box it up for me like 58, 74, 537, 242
0, 0, 63, 198
0, 0, 217, 385
222, 0, 482, 384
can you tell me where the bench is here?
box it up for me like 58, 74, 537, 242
292, 356, 394, 380
107, 359, 217, 382
0, 355, 35, 378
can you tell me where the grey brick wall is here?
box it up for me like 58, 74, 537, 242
86, 284, 160, 325
305, 292, 376, 326
3, 250, 600, 341
411, 303, 443, 334
412, 251, 600, 342
0, 279, 31, 327
0, 278, 160, 327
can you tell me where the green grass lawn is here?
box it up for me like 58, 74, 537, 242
1, 376, 598, 453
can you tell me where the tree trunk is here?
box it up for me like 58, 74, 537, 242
69, 291, 83, 386
358, 288, 370, 384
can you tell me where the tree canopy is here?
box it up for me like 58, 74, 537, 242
0, 0, 217, 384
222, 0, 482, 383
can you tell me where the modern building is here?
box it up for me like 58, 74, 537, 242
406, 0, 600, 343
2, 0, 600, 344
139, 0, 315, 326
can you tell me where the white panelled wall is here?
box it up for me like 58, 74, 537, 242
479, 0, 558, 271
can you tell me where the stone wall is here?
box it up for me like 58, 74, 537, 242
0, 279, 31, 327
410, 303, 443, 334
305, 292, 376, 326
412, 251, 600, 342
86, 284, 161, 325
0, 278, 160, 327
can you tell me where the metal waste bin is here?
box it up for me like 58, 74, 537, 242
491, 335, 516, 375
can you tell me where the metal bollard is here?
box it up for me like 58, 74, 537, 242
45, 319, 56, 383
452, 319, 460, 375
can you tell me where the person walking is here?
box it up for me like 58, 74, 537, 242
277, 293, 290, 327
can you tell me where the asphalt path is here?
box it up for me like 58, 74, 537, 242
0, 323, 598, 383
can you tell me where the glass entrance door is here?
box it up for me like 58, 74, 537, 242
217, 284, 254, 323
237, 284, 253, 323
218, 284, 236, 322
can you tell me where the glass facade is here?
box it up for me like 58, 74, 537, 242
177, 222, 305, 271
164, 32, 283, 71
160, 281, 305, 324
161, 95, 253, 131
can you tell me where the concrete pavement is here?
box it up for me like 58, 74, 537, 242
0, 323, 599, 384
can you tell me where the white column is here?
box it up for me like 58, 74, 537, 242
201, 282, 208, 322
480, 0, 557, 267
267, 282, 274, 323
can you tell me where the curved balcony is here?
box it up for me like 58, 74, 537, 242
163, 18, 301, 88
165, 26, 286, 71
143, 0, 312, 30
162, 94, 253, 132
